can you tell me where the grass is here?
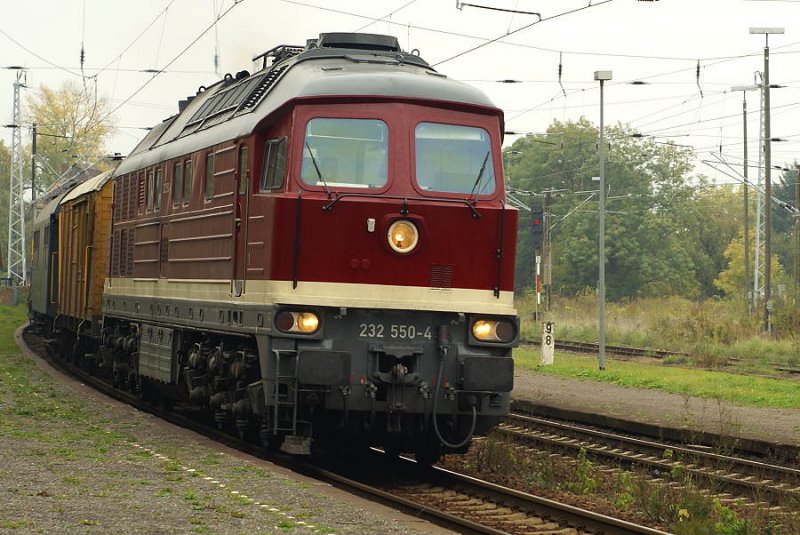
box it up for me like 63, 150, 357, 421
516, 349, 800, 409
518, 295, 800, 370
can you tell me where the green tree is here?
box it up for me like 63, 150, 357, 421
26, 80, 113, 194
715, 232, 784, 297
506, 119, 699, 300
682, 186, 743, 297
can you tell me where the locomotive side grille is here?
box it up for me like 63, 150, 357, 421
125, 176, 135, 221
111, 230, 121, 276
239, 64, 288, 111
126, 229, 135, 277
137, 174, 145, 211
186, 75, 262, 128
183, 64, 289, 136
430, 264, 453, 289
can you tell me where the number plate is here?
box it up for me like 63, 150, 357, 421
358, 323, 433, 341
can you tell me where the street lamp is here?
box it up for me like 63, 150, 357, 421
750, 26, 784, 333
731, 83, 760, 314
594, 70, 612, 370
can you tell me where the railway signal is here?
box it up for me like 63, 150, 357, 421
531, 208, 544, 250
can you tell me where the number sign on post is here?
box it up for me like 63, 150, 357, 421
541, 321, 554, 365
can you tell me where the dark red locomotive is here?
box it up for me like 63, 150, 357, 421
98, 32, 519, 461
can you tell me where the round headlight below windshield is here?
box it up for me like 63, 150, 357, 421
472, 319, 515, 343
387, 220, 419, 253
275, 311, 320, 335
296, 312, 319, 333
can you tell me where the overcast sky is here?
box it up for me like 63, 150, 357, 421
3, 0, 800, 186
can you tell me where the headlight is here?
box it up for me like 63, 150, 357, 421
275, 311, 320, 334
472, 319, 515, 343
387, 220, 419, 253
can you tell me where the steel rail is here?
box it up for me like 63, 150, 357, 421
502, 412, 800, 505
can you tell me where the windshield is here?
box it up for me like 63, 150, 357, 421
301, 118, 388, 188
415, 122, 495, 195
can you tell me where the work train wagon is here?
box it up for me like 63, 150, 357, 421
30, 32, 519, 463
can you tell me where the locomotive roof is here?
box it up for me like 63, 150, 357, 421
117, 33, 500, 175
33, 192, 69, 227
60, 169, 113, 204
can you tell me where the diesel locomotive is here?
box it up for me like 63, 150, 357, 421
30, 32, 518, 463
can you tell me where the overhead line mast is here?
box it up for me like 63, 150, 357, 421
6, 69, 27, 286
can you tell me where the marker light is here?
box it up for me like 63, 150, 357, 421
276, 311, 320, 334
387, 220, 419, 253
472, 319, 515, 343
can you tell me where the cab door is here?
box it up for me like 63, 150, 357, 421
232, 143, 250, 296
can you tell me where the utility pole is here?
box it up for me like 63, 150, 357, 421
751, 27, 783, 333
594, 70, 612, 371
732, 84, 760, 314
742, 95, 750, 315
31, 123, 37, 202
794, 170, 799, 305
6, 69, 27, 286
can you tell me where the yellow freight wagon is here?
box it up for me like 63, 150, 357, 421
57, 170, 113, 350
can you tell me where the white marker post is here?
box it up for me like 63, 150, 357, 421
541, 321, 554, 365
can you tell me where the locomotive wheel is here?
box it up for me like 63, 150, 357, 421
415, 434, 442, 466
383, 439, 402, 459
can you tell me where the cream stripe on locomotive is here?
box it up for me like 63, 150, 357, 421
105, 278, 516, 315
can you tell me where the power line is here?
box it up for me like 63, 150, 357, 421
353, 0, 419, 33
96, 0, 178, 77
0, 26, 82, 77
102, 0, 245, 120
432, 0, 617, 67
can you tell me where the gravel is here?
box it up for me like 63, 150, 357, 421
511, 363, 800, 447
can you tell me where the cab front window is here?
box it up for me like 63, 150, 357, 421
301, 118, 388, 189
415, 122, 495, 195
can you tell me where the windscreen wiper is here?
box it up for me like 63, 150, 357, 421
468, 151, 491, 203
305, 142, 332, 198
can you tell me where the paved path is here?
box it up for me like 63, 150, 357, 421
512, 367, 800, 448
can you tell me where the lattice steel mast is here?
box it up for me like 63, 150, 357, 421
6, 70, 27, 286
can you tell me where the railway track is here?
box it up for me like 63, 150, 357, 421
500, 412, 800, 511
24, 328, 667, 535
522, 338, 687, 359
522, 338, 800, 373
316, 453, 671, 535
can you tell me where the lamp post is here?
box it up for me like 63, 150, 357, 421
594, 70, 612, 370
731, 84, 760, 314
750, 26, 783, 333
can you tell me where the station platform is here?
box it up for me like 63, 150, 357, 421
511, 367, 800, 460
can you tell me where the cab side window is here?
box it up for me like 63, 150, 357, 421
259, 138, 287, 191
172, 162, 183, 206
204, 151, 215, 202
183, 160, 192, 203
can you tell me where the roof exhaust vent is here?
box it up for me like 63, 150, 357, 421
316, 33, 401, 52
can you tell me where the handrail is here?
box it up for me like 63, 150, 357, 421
83, 246, 93, 313
49, 252, 58, 304
322, 193, 481, 219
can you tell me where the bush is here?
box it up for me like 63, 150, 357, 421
517, 294, 794, 365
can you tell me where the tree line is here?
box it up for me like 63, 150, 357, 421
506, 118, 797, 306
